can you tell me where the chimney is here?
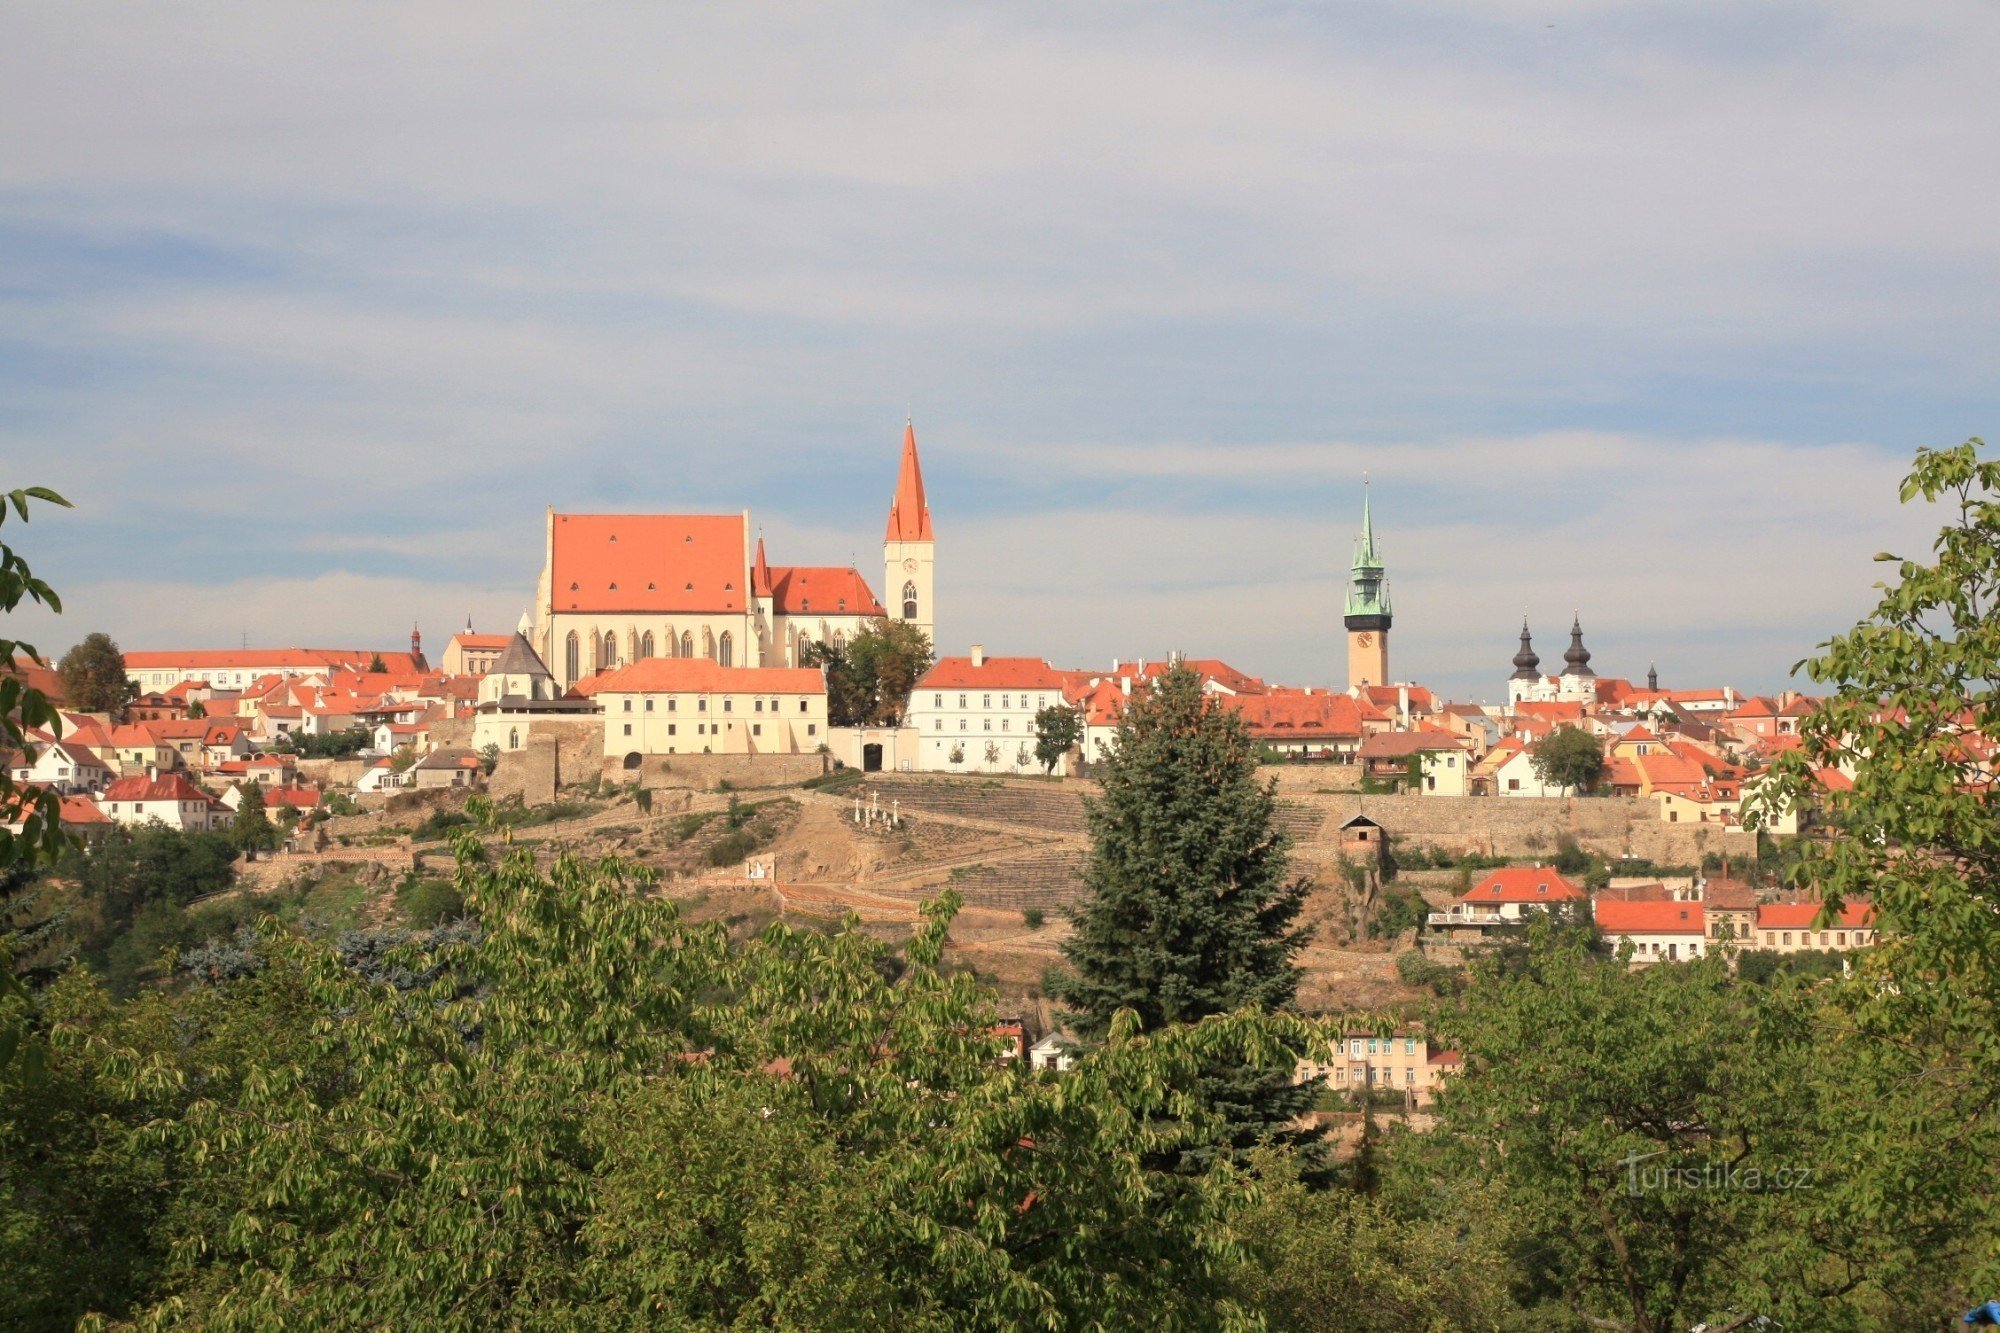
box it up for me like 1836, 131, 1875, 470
970, 644, 985, 668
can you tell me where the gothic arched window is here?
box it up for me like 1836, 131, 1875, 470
640, 631, 655, 659
902, 581, 918, 620
564, 632, 579, 682
718, 632, 734, 668
508, 727, 519, 750
602, 632, 618, 670
680, 631, 694, 659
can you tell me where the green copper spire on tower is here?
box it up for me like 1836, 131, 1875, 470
1344, 477, 1392, 625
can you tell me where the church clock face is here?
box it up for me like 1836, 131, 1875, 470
902, 558, 918, 573
1356, 632, 1374, 647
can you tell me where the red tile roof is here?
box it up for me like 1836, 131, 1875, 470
767, 565, 884, 616
550, 513, 748, 615
124, 649, 424, 672
101, 772, 217, 805
1222, 690, 1368, 740
1456, 867, 1586, 905
59, 795, 110, 825
1593, 899, 1705, 934
884, 422, 935, 543
1755, 901, 1875, 931
1357, 731, 1469, 758
449, 633, 512, 650
918, 656, 1069, 692
583, 658, 827, 695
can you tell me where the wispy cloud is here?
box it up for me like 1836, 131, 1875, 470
0, 2, 1992, 698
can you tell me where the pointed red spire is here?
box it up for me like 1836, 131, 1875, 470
751, 535, 773, 598
884, 420, 934, 543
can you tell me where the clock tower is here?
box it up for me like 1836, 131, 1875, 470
1343, 484, 1392, 690
883, 418, 936, 650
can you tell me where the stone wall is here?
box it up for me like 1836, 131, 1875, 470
297, 757, 369, 789
618, 752, 828, 792
486, 720, 601, 803
1266, 763, 1360, 795
429, 715, 475, 749
1287, 791, 1748, 863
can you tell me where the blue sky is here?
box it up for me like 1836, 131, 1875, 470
3, 1, 1995, 699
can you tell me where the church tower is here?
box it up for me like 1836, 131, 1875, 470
883, 419, 936, 650
1343, 485, 1392, 690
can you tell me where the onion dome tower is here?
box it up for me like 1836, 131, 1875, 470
1562, 614, 1594, 678
1510, 619, 1541, 682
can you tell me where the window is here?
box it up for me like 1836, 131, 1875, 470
753, 724, 762, 736
799, 700, 807, 712
935, 720, 942, 731
807, 724, 816, 735
668, 724, 676, 736
565, 632, 579, 681
755, 699, 764, 712
934, 694, 942, 707
983, 695, 991, 709
1405, 1038, 1415, 1055
1782, 932, 1792, 946
902, 580, 918, 619
644, 699, 653, 712
668, 699, 677, 712
622, 723, 632, 736
641, 631, 655, 658
622, 699, 632, 712
723, 699, 733, 713
602, 632, 618, 668
959, 720, 967, 731
958, 694, 966, 709
699, 700, 707, 711
680, 632, 694, 658
718, 632, 734, 668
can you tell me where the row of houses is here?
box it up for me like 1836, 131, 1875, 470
1425, 866, 1878, 964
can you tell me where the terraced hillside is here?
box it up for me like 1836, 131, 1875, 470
857, 778, 1091, 835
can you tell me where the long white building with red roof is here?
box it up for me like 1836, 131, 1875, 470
530, 422, 937, 691
125, 647, 427, 694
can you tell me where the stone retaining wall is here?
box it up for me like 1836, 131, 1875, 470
1287, 791, 1746, 862
618, 752, 827, 792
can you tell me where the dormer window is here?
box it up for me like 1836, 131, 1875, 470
724, 582, 733, 591
569, 582, 579, 591
647, 582, 656, 590
609, 583, 618, 590
685, 582, 694, 591
1537, 884, 1548, 895
684, 535, 692, 543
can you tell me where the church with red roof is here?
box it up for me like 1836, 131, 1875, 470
530, 422, 938, 690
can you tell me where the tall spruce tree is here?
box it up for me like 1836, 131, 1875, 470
1057, 664, 1315, 1165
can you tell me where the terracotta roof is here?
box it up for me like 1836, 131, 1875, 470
124, 649, 423, 672
1456, 867, 1586, 905
1358, 731, 1468, 758
584, 657, 827, 695
767, 565, 884, 616
917, 656, 1069, 691
449, 633, 512, 651
550, 513, 748, 615
1223, 690, 1367, 740
1702, 878, 1758, 910
1756, 901, 1875, 931
59, 794, 110, 825
884, 422, 935, 543
1593, 899, 1705, 934
262, 785, 322, 809
101, 772, 215, 805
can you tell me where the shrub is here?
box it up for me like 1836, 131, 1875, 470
705, 828, 760, 867
1023, 908, 1045, 929
395, 876, 466, 927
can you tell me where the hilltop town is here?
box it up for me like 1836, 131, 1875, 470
7, 422, 1916, 1056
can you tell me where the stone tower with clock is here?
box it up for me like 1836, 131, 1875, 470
1344, 486, 1392, 690
883, 419, 936, 650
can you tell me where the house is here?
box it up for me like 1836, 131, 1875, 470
407, 747, 483, 789
1336, 813, 1388, 869
585, 656, 830, 762
1223, 688, 1376, 760
907, 648, 1071, 774
123, 647, 427, 694
441, 628, 512, 676
1429, 867, 1586, 933
1296, 1029, 1456, 1108
355, 758, 402, 793
105, 723, 180, 776
7, 737, 113, 794
1478, 738, 1570, 798
1701, 877, 1758, 945
1028, 1031, 1082, 1073
1357, 730, 1469, 787
1593, 898, 1709, 965
96, 770, 234, 833
1751, 901, 1877, 953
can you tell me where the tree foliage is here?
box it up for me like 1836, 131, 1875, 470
1057, 664, 1315, 1167
6, 833, 1305, 1329
1530, 724, 1605, 794
56, 630, 131, 714
231, 781, 280, 855
0, 484, 74, 872
801, 618, 933, 727
1033, 702, 1082, 774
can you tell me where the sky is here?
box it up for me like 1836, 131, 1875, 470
3, 1, 1995, 700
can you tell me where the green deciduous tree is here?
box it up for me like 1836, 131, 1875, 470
1531, 724, 1605, 794
56, 630, 131, 714
18, 836, 1290, 1329
1033, 702, 1082, 774
1056, 664, 1315, 1168
0, 483, 74, 873
1753, 436, 2000, 1307
230, 781, 280, 856
801, 618, 933, 726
